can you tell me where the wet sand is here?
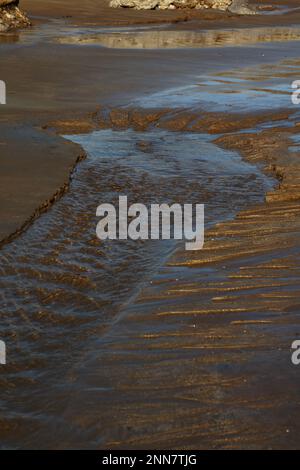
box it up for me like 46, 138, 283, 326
21, 0, 300, 28
47, 100, 300, 448
82, 115, 300, 449
2, 0, 300, 242
0, 124, 85, 244
2, 0, 300, 449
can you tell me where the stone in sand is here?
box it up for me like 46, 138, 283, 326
228, 0, 256, 14
110, 0, 159, 8
109, 0, 256, 13
0, 0, 30, 31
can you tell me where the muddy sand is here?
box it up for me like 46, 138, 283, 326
1, 0, 300, 449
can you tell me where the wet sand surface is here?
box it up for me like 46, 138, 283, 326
20, 0, 300, 28
0, 127, 272, 448
1, 0, 300, 241
2, 20, 300, 243
1, 0, 300, 449
0, 124, 84, 244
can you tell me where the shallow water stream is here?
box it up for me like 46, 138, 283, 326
0, 127, 272, 447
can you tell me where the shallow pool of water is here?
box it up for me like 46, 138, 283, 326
135, 59, 300, 113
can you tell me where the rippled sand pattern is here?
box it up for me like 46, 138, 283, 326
59, 129, 300, 449
0, 129, 270, 448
